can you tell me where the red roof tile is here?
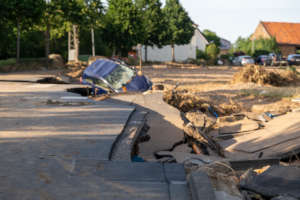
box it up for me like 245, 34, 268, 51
262, 21, 300, 45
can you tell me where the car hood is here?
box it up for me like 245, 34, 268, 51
125, 75, 152, 92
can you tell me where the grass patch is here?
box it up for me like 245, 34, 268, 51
78, 55, 90, 62
0, 58, 16, 67
0, 57, 48, 73
240, 87, 300, 99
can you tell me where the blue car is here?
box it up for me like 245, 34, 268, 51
81, 59, 152, 95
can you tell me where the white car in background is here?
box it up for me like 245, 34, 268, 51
233, 55, 255, 66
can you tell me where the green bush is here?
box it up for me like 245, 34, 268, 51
196, 49, 208, 60
253, 49, 270, 58
205, 43, 219, 65
0, 58, 16, 67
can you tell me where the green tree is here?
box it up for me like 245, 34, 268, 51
82, 0, 104, 56
136, 0, 166, 61
104, 0, 144, 56
234, 36, 279, 56
4, 0, 45, 62
39, 0, 66, 66
203, 29, 221, 47
162, 0, 194, 62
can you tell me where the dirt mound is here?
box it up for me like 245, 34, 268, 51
64, 61, 88, 79
231, 65, 300, 86
48, 54, 64, 68
163, 90, 211, 113
88, 56, 109, 65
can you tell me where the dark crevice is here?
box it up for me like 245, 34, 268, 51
36, 77, 68, 84
67, 87, 92, 96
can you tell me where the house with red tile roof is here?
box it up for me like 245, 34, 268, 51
251, 21, 300, 57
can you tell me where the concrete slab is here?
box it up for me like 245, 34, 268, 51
164, 163, 187, 183
0, 158, 190, 200
220, 112, 300, 158
0, 77, 191, 200
74, 159, 165, 182
0, 81, 135, 163
170, 183, 191, 200
110, 92, 185, 160
188, 171, 216, 200
240, 166, 300, 199
0, 159, 170, 200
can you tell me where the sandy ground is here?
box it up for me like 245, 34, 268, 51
143, 65, 300, 114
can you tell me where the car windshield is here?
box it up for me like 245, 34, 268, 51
104, 64, 135, 90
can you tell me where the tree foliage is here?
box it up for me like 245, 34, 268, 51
0, 0, 201, 62
203, 29, 221, 47
104, 0, 144, 56
234, 36, 279, 56
205, 43, 219, 64
135, 0, 165, 47
162, 0, 194, 46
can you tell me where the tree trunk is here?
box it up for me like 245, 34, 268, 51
112, 46, 116, 56
16, 21, 20, 63
91, 27, 95, 57
145, 45, 148, 62
171, 44, 175, 62
45, 23, 50, 68
73, 25, 79, 62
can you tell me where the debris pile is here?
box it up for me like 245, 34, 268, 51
163, 89, 241, 116
231, 65, 300, 86
48, 54, 65, 68
64, 61, 88, 79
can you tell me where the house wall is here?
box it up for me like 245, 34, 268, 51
141, 29, 208, 62
279, 45, 296, 57
251, 23, 271, 40
219, 49, 229, 55
193, 30, 208, 51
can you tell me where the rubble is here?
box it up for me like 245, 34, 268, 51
240, 165, 300, 199
163, 89, 242, 116
231, 65, 300, 86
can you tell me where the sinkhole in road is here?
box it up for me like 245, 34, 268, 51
66, 87, 92, 96
36, 77, 68, 84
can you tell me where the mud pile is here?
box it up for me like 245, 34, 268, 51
163, 90, 241, 116
64, 61, 88, 79
231, 65, 300, 86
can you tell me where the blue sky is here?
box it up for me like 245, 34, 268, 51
161, 0, 300, 43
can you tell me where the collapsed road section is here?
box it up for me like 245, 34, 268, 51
0, 74, 191, 200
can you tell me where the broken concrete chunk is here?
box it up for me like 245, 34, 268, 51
217, 114, 245, 123
239, 165, 300, 199
218, 119, 260, 135
156, 151, 221, 165
271, 195, 298, 200
197, 161, 243, 200
215, 191, 243, 200
185, 110, 216, 129
187, 171, 216, 200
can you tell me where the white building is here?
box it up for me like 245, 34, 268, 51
141, 28, 208, 62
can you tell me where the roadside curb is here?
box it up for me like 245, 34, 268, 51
110, 108, 148, 161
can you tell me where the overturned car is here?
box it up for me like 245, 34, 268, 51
80, 59, 152, 95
